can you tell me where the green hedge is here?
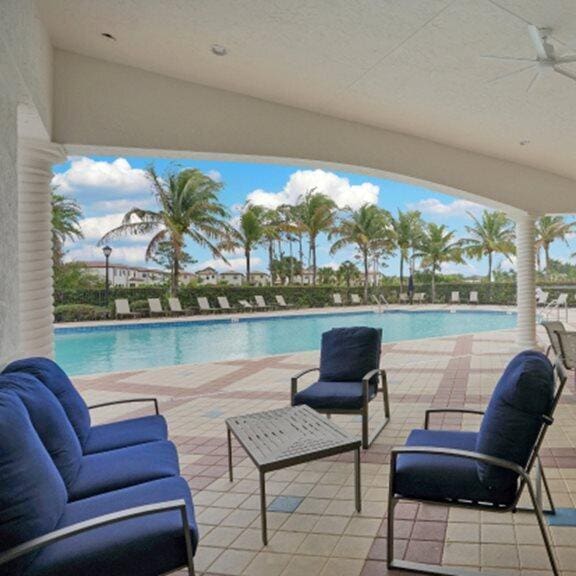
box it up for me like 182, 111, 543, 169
54, 304, 109, 322
54, 281, 576, 319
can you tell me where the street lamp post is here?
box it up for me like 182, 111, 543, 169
102, 245, 112, 304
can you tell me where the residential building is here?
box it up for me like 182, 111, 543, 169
249, 272, 271, 286
196, 267, 219, 285
219, 271, 245, 286
80, 261, 168, 287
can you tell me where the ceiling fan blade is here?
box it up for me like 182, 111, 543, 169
556, 55, 576, 64
528, 24, 549, 60
526, 71, 540, 92
554, 66, 576, 81
488, 64, 536, 84
481, 54, 535, 62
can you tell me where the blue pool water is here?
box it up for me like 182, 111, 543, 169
55, 310, 516, 376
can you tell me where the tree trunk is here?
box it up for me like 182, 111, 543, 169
545, 244, 550, 273
399, 255, 404, 292
487, 251, 493, 302
431, 267, 436, 303
245, 247, 251, 284
363, 250, 369, 304
172, 254, 179, 296
311, 238, 317, 285
298, 234, 304, 279
268, 241, 274, 284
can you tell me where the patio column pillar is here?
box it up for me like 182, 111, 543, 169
515, 212, 537, 349
17, 138, 66, 358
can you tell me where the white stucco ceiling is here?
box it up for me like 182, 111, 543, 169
38, 0, 576, 181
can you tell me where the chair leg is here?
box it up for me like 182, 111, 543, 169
362, 404, 369, 449
525, 474, 560, 576
382, 374, 391, 419
539, 457, 556, 515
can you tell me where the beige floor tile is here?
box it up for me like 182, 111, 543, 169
446, 522, 480, 543
209, 549, 256, 575
443, 542, 481, 567
243, 552, 292, 576
481, 543, 520, 568
280, 555, 327, 576
297, 533, 340, 556
332, 535, 374, 559
320, 558, 364, 576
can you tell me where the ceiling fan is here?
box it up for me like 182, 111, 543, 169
482, 24, 576, 91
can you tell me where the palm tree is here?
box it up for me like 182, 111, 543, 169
330, 204, 393, 302
297, 190, 337, 285
52, 191, 84, 267
222, 204, 264, 283
337, 260, 361, 289
259, 208, 283, 284
535, 215, 575, 273
100, 167, 230, 295
417, 223, 464, 303
462, 210, 515, 284
392, 209, 424, 291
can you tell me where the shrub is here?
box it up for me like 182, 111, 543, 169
54, 304, 108, 323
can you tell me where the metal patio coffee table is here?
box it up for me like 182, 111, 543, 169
226, 405, 362, 545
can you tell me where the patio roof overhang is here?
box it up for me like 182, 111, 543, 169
1, 0, 574, 362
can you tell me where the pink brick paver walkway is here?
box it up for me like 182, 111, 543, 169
74, 325, 576, 576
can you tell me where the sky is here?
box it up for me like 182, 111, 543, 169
51, 155, 575, 277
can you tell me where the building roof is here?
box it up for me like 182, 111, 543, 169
196, 267, 218, 275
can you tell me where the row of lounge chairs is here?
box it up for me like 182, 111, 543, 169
114, 295, 296, 318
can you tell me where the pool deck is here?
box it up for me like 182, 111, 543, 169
56, 303, 517, 330
73, 308, 576, 576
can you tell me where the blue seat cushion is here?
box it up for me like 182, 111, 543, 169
26, 476, 198, 576
84, 415, 168, 455
0, 373, 82, 490
68, 440, 180, 501
0, 392, 67, 576
476, 351, 554, 491
395, 429, 516, 507
319, 327, 382, 383
293, 380, 376, 411
2, 357, 92, 448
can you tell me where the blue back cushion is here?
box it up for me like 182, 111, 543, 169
0, 372, 82, 490
2, 357, 91, 448
320, 327, 382, 383
476, 351, 554, 490
0, 392, 67, 575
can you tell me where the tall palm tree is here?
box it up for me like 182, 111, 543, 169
462, 210, 515, 283
392, 209, 424, 291
260, 208, 283, 284
337, 260, 361, 289
100, 167, 230, 295
417, 223, 464, 303
222, 204, 264, 283
52, 191, 84, 267
297, 189, 337, 285
330, 204, 393, 302
535, 215, 575, 273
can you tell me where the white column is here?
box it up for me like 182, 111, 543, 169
515, 212, 537, 349
18, 138, 66, 358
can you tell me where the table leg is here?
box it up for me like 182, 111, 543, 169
260, 470, 268, 545
227, 427, 233, 482
354, 447, 361, 513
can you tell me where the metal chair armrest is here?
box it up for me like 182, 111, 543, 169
390, 446, 527, 481
362, 368, 387, 399
424, 408, 485, 429
0, 499, 189, 567
88, 398, 160, 415
290, 367, 320, 404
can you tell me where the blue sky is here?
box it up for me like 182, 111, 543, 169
52, 155, 575, 277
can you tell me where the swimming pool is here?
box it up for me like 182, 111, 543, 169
55, 310, 516, 376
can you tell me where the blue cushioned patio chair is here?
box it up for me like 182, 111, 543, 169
2, 357, 167, 454
0, 391, 198, 576
387, 351, 567, 576
291, 327, 390, 449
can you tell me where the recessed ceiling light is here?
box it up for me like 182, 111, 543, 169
519, 140, 530, 146
211, 44, 228, 56
101, 32, 117, 41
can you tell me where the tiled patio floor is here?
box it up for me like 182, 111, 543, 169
74, 317, 576, 576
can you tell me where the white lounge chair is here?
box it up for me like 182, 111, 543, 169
537, 291, 549, 307
197, 297, 217, 314
238, 299, 253, 310
254, 295, 272, 310
399, 293, 409, 304
217, 296, 239, 312
115, 299, 141, 319
148, 298, 167, 317
332, 293, 344, 306
168, 297, 190, 315
275, 295, 295, 308
469, 291, 479, 304
413, 292, 427, 304
350, 294, 362, 305
450, 291, 460, 304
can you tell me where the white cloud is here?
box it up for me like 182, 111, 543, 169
499, 255, 517, 271
90, 198, 154, 214
52, 157, 150, 195
206, 170, 222, 183
407, 198, 485, 218
440, 262, 479, 275
64, 244, 149, 265
247, 169, 379, 210
196, 257, 263, 273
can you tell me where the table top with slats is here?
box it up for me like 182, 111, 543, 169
226, 405, 360, 472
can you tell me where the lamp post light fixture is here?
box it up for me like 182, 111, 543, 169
102, 245, 112, 303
